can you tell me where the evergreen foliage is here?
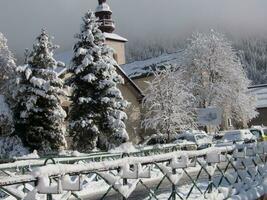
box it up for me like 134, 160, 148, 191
0, 135, 29, 159
236, 38, 267, 85
13, 30, 67, 152
0, 33, 16, 135
0, 32, 16, 96
0, 95, 14, 136
69, 12, 129, 151
126, 36, 267, 85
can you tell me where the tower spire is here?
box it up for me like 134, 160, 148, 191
95, 0, 115, 33
98, 0, 106, 4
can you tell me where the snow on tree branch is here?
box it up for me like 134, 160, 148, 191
180, 30, 258, 128
0, 32, 17, 99
13, 30, 67, 152
69, 11, 129, 151
142, 65, 196, 138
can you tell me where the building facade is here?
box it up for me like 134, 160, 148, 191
248, 84, 267, 126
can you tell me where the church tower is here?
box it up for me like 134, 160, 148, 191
95, 0, 115, 33
95, 0, 128, 65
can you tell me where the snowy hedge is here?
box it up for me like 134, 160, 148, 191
0, 95, 14, 136
0, 135, 29, 159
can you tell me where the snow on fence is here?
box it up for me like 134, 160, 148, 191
0, 142, 267, 200
0, 143, 192, 177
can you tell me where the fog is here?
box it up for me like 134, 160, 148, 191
0, 0, 267, 62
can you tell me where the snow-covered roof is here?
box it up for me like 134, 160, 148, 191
104, 33, 128, 42
54, 50, 144, 99
95, 3, 112, 13
248, 84, 267, 108
122, 50, 184, 79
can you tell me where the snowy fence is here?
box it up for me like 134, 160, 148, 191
0, 143, 189, 177
0, 142, 267, 200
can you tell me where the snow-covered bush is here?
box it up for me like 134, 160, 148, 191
69, 12, 129, 151
180, 30, 258, 128
0, 95, 14, 136
109, 142, 137, 153
142, 65, 196, 141
0, 135, 29, 159
13, 30, 67, 152
0, 32, 16, 96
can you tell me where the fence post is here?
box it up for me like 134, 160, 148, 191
208, 163, 212, 193
172, 168, 176, 200
122, 153, 129, 200
122, 178, 127, 200
22, 167, 26, 193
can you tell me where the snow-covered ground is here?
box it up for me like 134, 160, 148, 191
142, 177, 267, 200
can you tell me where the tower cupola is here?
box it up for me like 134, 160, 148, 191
95, 0, 115, 33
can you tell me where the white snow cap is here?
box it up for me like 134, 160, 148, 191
96, 3, 112, 13
14, 150, 39, 160
109, 142, 137, 153
103, 33, 128, 42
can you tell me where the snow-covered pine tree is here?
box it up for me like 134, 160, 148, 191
0, 33, 16, 96
0, 95, 14, 136
69, 11, 129, 151
13, 30, 67, 152
0, 135, 29, 159
0, 33, 16, 135
180, 30, 258, 128
142, 65, 196, 141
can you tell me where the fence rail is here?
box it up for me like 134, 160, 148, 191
0, 143, 191, 177
1, 141, 267, 200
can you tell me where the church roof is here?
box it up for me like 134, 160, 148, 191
104, 33, 128, 42
122, 50, 184, 79
248, 84, 267, 108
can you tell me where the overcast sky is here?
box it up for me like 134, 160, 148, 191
1, 0, 267, 62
